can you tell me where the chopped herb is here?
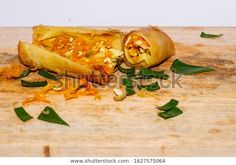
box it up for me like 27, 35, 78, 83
122, 78, 135, 96
171, 59, 214, 75
200, 32, 223, 38
158, 107, 183, 119
13, 68, 31, 79
157, 99, 179, 111
136, 68, 169, 80
117, 59, 136, 74
117, 63, 135, 75
21, 79, 48, 87
14, 107, 33, 122
127, 72, 136, 78
37, 106, 69, 126
157, 99, 183, 120
38, 69, 60, 80
138, 81, 160, 91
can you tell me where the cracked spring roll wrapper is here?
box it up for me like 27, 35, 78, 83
124, 26, 175, 68
18, 25, 124, 84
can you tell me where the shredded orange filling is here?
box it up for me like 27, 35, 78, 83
23, 84, 53, 105
41, 35, 114, 75
51, 35, 92, 58
125, 33, 150, 63
0, 63, 25, 79
23, 78, 101, 105
126, 33, 149, 47
47, 35, 113, 61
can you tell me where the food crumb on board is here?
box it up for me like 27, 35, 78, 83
43, 145, 50, 157
160, 145, 166, 156
208, 128, 222, 134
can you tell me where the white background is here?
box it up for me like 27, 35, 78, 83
0, 0, 235, 26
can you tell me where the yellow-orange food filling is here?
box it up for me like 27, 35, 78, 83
0, 63, 26, 80
23, 78, 100, 105
125, 33, 150, 63
41, 35, 115, 75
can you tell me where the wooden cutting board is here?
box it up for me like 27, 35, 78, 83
0, 27, 236, 156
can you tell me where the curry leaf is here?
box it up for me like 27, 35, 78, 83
171, 59, 214, 75
157, 99, 179, 111
14, 107, 33, 122
158, 107, 183, 120
122, 78, 135, 96
38, 106, 69, 126
38, 69, 60, 81
138, 81, 160, 91
13, 69, 31, 79
136, 68, 169, 80
118, 65, 135, 74
200, 32, 223, 38
21, 80, 48, 87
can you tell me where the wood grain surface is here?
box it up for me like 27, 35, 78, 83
0, 27, 236, 156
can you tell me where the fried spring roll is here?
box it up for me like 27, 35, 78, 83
124, 26, 175, 68
19, 25, 124, 84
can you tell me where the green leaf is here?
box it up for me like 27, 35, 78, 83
138, 81, 160, 91
200, 32, 223, 38
127, 72, 136, 78
37, 106, 69, 126
157, 99, 179, 111
117, 62, 135, 74
21, 79, 48, 87
136, 68, 169, 80
117, 59, 136, 75
13, 68, 31, 79
171, 59, 215, 75
122, 78, 135, 96
38, 69, 60, 81
14, 107, 33, 122
156, 99, 183, 120
158, 107, 183, 119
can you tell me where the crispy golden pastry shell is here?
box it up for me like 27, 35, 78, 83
33, 25, 123, 51
18, 41, 108, 84
124, 26, 175, 68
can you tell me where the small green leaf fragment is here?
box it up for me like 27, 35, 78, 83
138, 81, 160, 91
127, 72, 136, 78
37, 106, 69, 126
117, 64, 135, 74
13, 68, 31, 79
38, 69, 60, 80
157, 99, 179, 111
122, 78, 135, 96
200, 32, 223, 38
21, 80, 48, 87
158, 107, 183, 119
136, 68, 169, 80
14, 107, 33, 122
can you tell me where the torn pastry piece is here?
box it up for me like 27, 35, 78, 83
124, 26, 175, 68
18, 25, 124, 84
